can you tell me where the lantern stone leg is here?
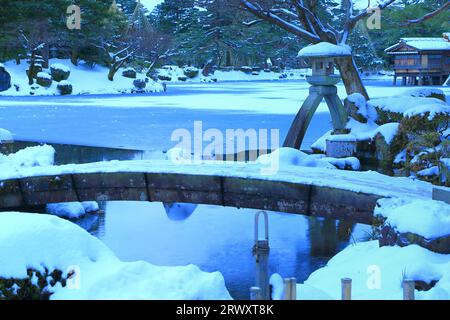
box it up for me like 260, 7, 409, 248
323, 88, 348, 132
283, 87, 323, 149
283, 85, 348, 149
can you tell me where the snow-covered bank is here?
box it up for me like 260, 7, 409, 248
376, 198, 450, 240
0, 212, 231, 300
0, 59, 163, 96
298, 241, 450, 300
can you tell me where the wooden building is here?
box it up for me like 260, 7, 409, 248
385, 33, 450, 86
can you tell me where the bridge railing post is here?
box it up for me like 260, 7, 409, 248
253, 211, 270, 300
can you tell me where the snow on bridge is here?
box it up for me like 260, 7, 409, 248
0, 160, 434, 225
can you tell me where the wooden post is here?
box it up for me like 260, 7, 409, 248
403, 279, 415, 300
393, 75, 397, 86
283, 278, 297, 300
402, 77, 406, 86
341, 278, 352, 300
250, 287, 262, 300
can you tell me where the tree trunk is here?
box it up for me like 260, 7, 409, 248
108, 66, 116, 81
335, 56, 369, 100
71, 49, 78, 66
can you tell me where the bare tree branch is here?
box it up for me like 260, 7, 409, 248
239, 0, 321, 43
403, 1, 450, 25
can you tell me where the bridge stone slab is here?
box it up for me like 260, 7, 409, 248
19, 175, 78, 206
147, 173, 223, 205
71, 172, 148, 203
309, 186, 381, 224
0, 180, 24, 208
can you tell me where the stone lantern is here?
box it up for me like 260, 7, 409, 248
284, 42, 351, 149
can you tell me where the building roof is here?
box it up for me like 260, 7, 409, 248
385, 35, 450, 54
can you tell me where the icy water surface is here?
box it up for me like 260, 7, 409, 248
77, 202, 370, 300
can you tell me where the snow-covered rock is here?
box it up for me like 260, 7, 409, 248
0, 212, 231, 300
36, 72, 52, 87
257, 148, 336, 169
57, 80, 73, 95
46, 201, 100, 219
376, 197, 450, 240
50, 63, 71, 82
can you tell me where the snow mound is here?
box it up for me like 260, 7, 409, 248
298, 42, 351, 57
300, 240, 450, 300
0, 212, 231, 300
0, 128, 13, 142
0, 145, 55, 169
407, 88, 445, 98
257, 148, 336, 169
376, 198, 450, 239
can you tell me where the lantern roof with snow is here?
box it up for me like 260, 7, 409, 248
298, 42, 352, 58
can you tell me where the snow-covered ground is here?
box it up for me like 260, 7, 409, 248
0, 59, 163, 96
0, 212, 231, 300
298, 241, 450, 300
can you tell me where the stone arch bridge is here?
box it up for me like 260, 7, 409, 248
0, 162, 433, 225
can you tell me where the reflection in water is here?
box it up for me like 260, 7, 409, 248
76, 201, 369, 300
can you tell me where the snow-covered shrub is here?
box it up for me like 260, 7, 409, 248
240, 66, 252, 74
158, 74, 171, 81
271, 66, 281, 73
183, 66, 199, 79
178, 75, 188, 82
50, 63, 71, 82
56, 80, 72, 95
132, 79, 146, 90
369, 97, 448, 125
408, 88, 446, 102
0, 267, 71, 300
122, 67, 137, 79
35, 72, 52, 87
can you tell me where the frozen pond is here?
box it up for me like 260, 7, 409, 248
78, 201, 371, 300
